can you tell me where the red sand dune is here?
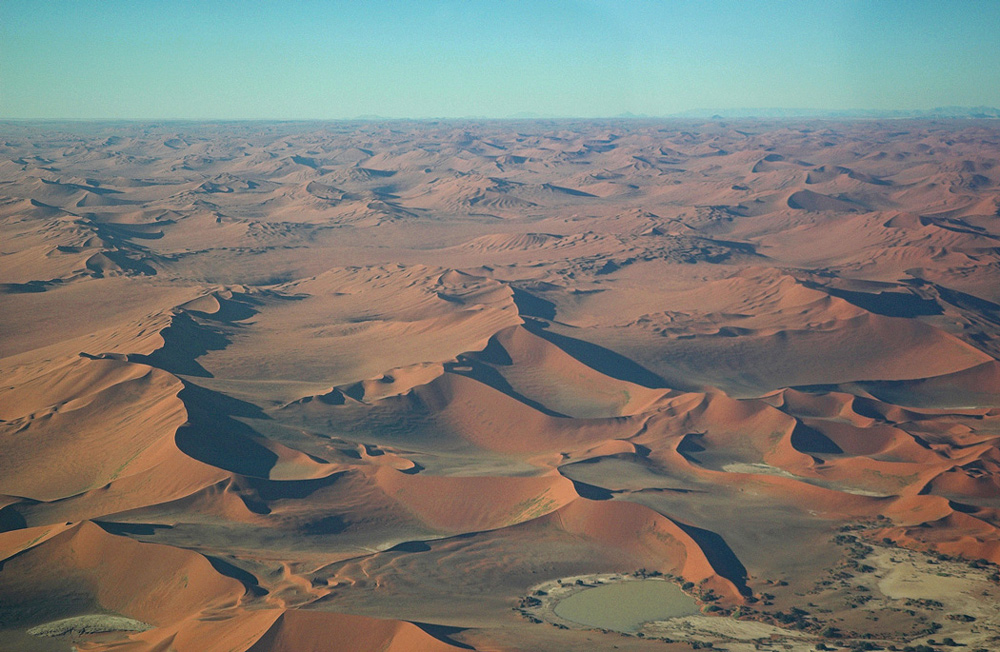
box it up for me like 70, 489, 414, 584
2, 120, 999, 650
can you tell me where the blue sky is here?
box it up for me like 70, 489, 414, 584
2, 1, 999, 119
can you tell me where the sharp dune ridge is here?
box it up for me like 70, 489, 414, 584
1, 119, 1000, 651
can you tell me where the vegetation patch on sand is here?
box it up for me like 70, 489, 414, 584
27, 615, 153, 637
798, 529, 1000, 651
518, 531, 1000, 652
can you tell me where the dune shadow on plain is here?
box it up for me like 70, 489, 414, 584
812, 284, 943, 318
130, 313, 229, 377
671, 519, 750, 595
790, 422, 843, 455
174, 383, 278, 478
521, 318, 669, 389
447, 358, 568, 418
411, 622, 476, 650
204, 554, 268, 596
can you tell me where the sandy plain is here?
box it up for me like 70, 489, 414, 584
0, 119, 999, 651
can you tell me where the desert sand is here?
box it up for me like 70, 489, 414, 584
1, 118, 999, 651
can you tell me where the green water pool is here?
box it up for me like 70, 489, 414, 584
553, 579, 700, 632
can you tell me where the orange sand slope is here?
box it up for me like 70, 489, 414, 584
1, 119, 999, 651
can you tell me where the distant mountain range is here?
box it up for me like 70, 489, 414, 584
666, 106, 1000, 119
497, 107, 1000, 120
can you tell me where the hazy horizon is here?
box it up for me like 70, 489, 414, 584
3, 0, 1000, 120
2, 106, 1000, 124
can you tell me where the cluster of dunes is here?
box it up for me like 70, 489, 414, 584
1, 119, 999, 651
